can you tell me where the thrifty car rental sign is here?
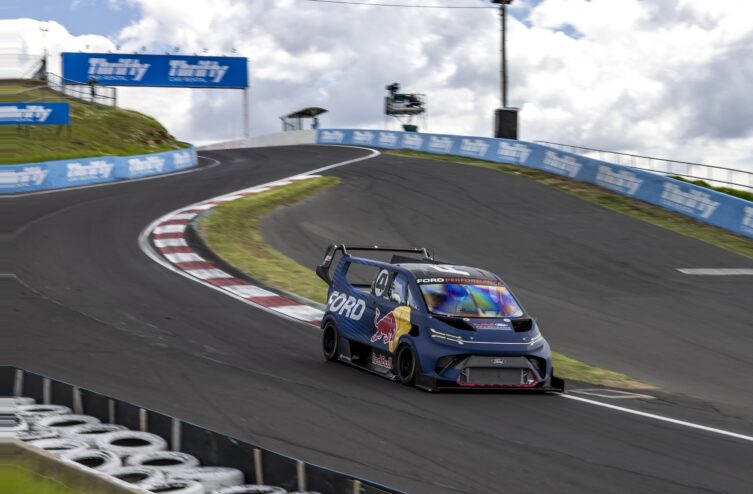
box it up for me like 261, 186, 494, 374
0, 103, 70, 125
62, 52, 248, 88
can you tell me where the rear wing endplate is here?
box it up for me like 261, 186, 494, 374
315, 244, 432, 286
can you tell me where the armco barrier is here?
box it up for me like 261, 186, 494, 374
0, 146, 197, 194
1, 366, 402, 494
317, 129, 753, 240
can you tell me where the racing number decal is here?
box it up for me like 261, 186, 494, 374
373, 269, 390, 297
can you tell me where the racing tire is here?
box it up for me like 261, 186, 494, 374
27, 438, 90, 456
17, 429, 59, 442
142, 479, 204, 493
126, 451, 201, 471
61, 449, 123, 473
212, 486, 287, 494
17, 404, 72, 426
36, 414, 101, 434
0, 396, 35, 407
322, 322, 339, 362
67, 423, 128, 446
95, 430, 167, 458
396, 344, 417, 386
169, 466, 245, 491
109, 466, 165, 487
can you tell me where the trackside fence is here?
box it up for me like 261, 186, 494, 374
536, 141, 753, 192
0, 366, 403, 494
316, 129, 753, 240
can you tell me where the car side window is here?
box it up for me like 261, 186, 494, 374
388, 273, 409, 305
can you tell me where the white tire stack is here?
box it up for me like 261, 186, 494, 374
144, 479, 204, 493
36, 414, 101, 435
67, 423, 128, 446
61, 449, 123, 473
17, 429, 59, 442
170, 467, 245, 492
16, 404, 71, 427
27, 438, 90, 456
0, 397, 36, 407
211, 486, 287, 494
108, 466, 165, 487
96, 430, 168, 458
127, 451, 201, 472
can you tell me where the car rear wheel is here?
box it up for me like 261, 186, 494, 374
396, 344, 417, 386
322, 322, 339, 362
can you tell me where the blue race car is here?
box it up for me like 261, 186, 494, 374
315, 245, 564, 391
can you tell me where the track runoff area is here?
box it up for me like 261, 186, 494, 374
7, 144, 752, 493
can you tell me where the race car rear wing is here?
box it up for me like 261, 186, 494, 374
315, 244, 433, 286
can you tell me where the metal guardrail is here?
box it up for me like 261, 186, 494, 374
1, 366, 402, 494
536, 140, 753, 192
45, 72, 117, 107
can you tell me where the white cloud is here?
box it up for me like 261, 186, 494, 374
2, 1, 753, 169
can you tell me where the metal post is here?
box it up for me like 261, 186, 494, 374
501, 3, 508, 108
243, 87, 250, 141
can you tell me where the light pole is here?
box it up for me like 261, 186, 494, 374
491, 0, 517, 139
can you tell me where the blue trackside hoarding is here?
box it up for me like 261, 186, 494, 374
62, 52, 249, 88
316, 129, 753, 240
0, 102, 70, 125
0, 147, 197, 194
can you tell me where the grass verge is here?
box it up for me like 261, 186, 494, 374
388, 150, 753, 261
0, 461, 82, 494
0, 80, 187, 164
199, 175, 652, 390
671, 175, 753, 202
199, 176, 340, 303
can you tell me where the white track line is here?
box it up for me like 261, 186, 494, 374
677, 268, 753, 275
561, 394, 753, 443
141, 145, 753, 446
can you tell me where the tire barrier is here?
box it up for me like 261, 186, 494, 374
170, 466, 245, 492
17, 429, 59, 442
28, 438, 90, 456
67, 423, 128, 445
96, 430, 168, 457
109, 466, 165, 487
2, 416, 28, 434
212, 486, 287, 494
2, 366, 405, 494
127, 451, 201, 472
62, 449, 123, 473
16, 404, 72, 425
144, 479, 205, 493
0, 146, 199, 195
36, 413, 101, 434
317, 129, 753, 240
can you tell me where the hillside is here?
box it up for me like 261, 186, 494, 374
0, 80, 188, 165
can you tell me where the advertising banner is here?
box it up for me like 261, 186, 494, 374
317, 129, 753, 239
62, 52, 248, 88
0, 102, 70, 125
0, 147, 197, 194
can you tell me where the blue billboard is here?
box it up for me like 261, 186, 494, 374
0, 103, 70, 125
62, 52, 248, 88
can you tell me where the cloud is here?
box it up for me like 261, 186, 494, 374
2, 1, 753, 169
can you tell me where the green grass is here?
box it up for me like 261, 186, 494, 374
0, 80, 188, 164
0, 461, 83, 494
199, 175, 652, 390
199, 176, 340, 303
389, 150, 753, 262
671, 175, 753, 202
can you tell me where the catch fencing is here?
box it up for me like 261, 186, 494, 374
0, 147, 198, 194
0, 366, 402, 494
317, 129, 753, 240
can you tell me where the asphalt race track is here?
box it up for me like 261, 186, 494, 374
2, 145, 752, 493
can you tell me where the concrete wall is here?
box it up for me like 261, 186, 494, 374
199, 130, 317, 151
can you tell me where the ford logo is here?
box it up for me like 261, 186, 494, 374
492, 358, 506, 366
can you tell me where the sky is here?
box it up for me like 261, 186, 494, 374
1, 0, 753, 170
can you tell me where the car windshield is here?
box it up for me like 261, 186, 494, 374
420, 283, 523, 318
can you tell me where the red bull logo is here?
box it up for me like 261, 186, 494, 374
372, 306, 412, 353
